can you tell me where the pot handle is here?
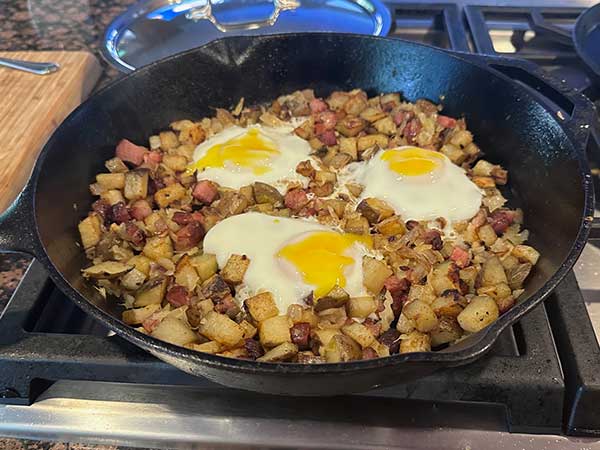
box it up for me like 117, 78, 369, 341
455, 52, 597, 150
0, 181, 38, 257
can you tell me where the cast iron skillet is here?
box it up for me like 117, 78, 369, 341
0, 34, 596, 395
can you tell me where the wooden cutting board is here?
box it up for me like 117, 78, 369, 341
0, 51, 102, 212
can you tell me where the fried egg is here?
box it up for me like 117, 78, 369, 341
355, 146, 482, 222
203, 212, 373, 312
188, 125, 312, 192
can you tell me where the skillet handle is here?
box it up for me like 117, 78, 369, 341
0, 181, 38, 257
455, 52, 597, 150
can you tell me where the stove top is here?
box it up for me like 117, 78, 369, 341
2, 2, 600, 448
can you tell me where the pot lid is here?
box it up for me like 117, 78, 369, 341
103, 0, 392, 72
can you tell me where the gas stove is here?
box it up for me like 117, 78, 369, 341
2, 2, 600, 448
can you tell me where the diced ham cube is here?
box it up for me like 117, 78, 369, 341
290, 322, 311, 350
124, 221, 145, 246
437, 115, 457, 128
175, 221, 204, 251
362, 347, 378, 360
318, 111, 337, 130
130, 199, 153, 220
111, 202, 131, 224
166, 285, 191, 307
450, 246, 470, 268
318, 130, 337, 146
192, 180, 218, 204
309, 98, 328, 113
489, 210, 515, 235
284, 189, 310, 211
116, 139, 148, 166
245, 339, 264, 359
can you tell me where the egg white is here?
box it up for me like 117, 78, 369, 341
202, 212, 372, 313
192, 125, 313, 193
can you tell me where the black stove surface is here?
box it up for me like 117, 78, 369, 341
1, 1, 600, 439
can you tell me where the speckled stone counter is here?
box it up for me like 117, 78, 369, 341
0, 1, 136, 447
0, 0, 136, 313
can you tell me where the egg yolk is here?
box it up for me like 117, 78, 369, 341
381, 147, 444, 176
188, 128, 280, 175
277, 231, 372, 299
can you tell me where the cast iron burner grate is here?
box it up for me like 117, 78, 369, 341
0, 259, 598, 435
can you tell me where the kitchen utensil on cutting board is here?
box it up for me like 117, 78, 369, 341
0, 51, 102, 212
0, 56, 60, 75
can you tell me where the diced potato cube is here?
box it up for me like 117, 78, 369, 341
151, 317, 198, 346
324, 334, 361, 362
199, 311, 244, 347
430, 316, 462, 347
128, 255, 152, 275
240, 320, 257, 339
430, 261, 456, 295
315, 285, 349, 312
373, 116, 396, 135
357, 198, 394, 224
105, 157, 128, 173
399, 331, 431, 353
257, 342, 298, 362
239, 185, 255, 205
341, 321, 375, 348
253, 182, 282, 204
357, 134, 388, 151
457, 295, 499, 333
78, 215, 102, 249
362, 257, 393, 294
134, 279, 167, 306
221, 254, 250, 286
402, 300, 438, 332
189, 253, 218, 282
480, 256, 508, 287
124, 170, 149, 201
154, 183, 186, 208
175, 257, 200, 291
120, 268, 147, 290
346, 183, 364, 198
314, 170, 337, 185
314, 329, 340, 350
407, 284, 436, 305
512, 245, 540, 265
101, 189, 125, 206
122, 303, 161, 325
339, 137, 358, 160
163, 154, 188, 172
396, 312, 415, 334
346, 296, 377, 319
159, 131, 179, 150
143, 235, 173, 261
376, 216, 406, 236
343, 214, 370, 235
82, 261, 131, 279
245, 292, 279, 322
96, 173, 125, 190
186, 340, 221, 354
472, 160, 494, 177
359, 107, 386, 123
259, 315, 291, 348
478, 224, 497, 246
431, 295, 463, 318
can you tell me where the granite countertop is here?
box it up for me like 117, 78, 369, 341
0, 1, 137, 448
0, 0, 136, 313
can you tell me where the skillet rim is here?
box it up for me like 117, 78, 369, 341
30, 32, 595, 375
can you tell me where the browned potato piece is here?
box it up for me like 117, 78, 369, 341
324, 334, 361, 362
239, 185, 255, 205
457, 295, 499, 333
221, 254, 250, 285
128, 255, 152, 275
323, 199, 348, 219
152, 317, 198, 346
357, 198, 394, 224
357, 134, 388, 152
297, 352, 327, 364
329, 153, 353, 169
341, 321, 375, 348
402, 301, 438, 333
396, 312, 416, 334
362, 257, 392, 294
253, 182, 282, 204
245, 292, 279, 322
339, 137, 358, 160
78, 215, 102, 249
431, 295, 463, 318
120, 268, 147, 291
257, 342, 298, 362
124, 170, 149, 201
240, 320, 258, 339
105, 157, 128, 173
143, 235, 173, 261
314, 285, 349, 312
359, 107, 386, 123
259, 315, 291, 348
478, 224, 497, 246
134, 279, 167, 307
199, 311, 244, 347
480, 256, 508, 287
373, 116, 396, 135
216, 192, 248, 217
122, 303, 161, 325
96, 173, 125, 190
200, 275, 231, 301
375, 216, 406, 236
430, 317, 462, 347
399, 331, 431, 353
159, 131, 179, 150
512, 245, 540, 265
430, 261, 456, 295
101, 189, 125, 206
163, 154, 188, 172
189, 253, 218, 282
336, 116, 366, 137
346, 296, 377, 319
186, 340, 221, 354
82, 261, 131, 279
175, 257, 200, 291
343, 214, 369, 235
154, 183, 186, 208
186, 299, 215, 327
